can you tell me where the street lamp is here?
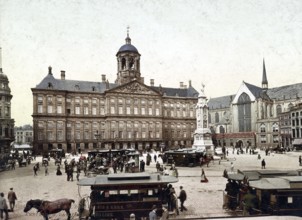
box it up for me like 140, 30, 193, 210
95, 130, 101, 151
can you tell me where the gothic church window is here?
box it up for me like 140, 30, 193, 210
215, 112, 219, 123
276, 105, 282, 115
238, 93, 251, 132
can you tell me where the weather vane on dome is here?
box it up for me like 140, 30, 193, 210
127, 26, 130, 37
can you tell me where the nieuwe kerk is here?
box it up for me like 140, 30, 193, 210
31, 33, 302, 153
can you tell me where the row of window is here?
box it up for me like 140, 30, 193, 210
38, 129, 193, 141
38, 120, 193, 130
260, 123, 279, 133
260, 135, 279, 143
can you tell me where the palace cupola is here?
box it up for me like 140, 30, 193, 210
116, 28, 141, 85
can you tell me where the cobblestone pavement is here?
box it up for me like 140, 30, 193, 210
0, 148, 301, 219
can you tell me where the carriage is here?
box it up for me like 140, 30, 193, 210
77, 172, 178, 219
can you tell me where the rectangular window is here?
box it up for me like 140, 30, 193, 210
92, 98, 97, 104
190, 110, 193, 117
57, 106, 62, 114
149, 108, 152, 115
57, 96, 62, 102
119, 106, 123, 114
273, 135, 279, 143
38, 131, 43, 140
156, 108, 160, 116
100, 107, 105, 115
75, 106, 80, 115
57, 121, 63, 128
76, 131, 81, 140
110, 106, 115, 114
128, 131, 132, 139
171, 111, 174, 117
38, 105, 43, 113
126, 107, 131, 114
84, 131, 89, 139
149, 131, 153, 138
142, 107, 145, 115
38, 96, 43, 103
57, 130, 63, 141
67, 97, 71, 103
260, 135, 266, 143
92, 107, 97, 115
47, 106, 53, 113
84, 98, 89, 104
134, 107, 138, 115
47, 131, 53, 140
67, 122, 71, 128
47, 96, 52, 102
142, 132, 146, 138
84, 106, 89, 115
156, 132, 160, 138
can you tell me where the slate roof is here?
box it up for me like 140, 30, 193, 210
208, 82, 302, 110
152, 86, 199, 98
208, 95, 235, 109
34, 73, 199, 98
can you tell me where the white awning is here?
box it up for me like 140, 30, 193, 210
293, 139, 302, 145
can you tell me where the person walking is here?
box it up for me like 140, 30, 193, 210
154, 154, 157, 163
7, 188, 17, 212
261, 159, 266, 169
76, 169, 80, 181
149, 205, 157, 220
201, 168, 208, 183
0, 192, 9, 220
299, 156, 302, 166
44, 165, 49, 176
33, 165, 38, 176
170, 188, 179, 215
178, 186, 187, 212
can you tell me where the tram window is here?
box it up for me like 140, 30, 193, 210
148, 190, 153, 196
110, 190, 118, 195
288, 197, 293, 203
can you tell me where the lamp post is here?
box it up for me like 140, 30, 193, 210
95, 130, 101, 151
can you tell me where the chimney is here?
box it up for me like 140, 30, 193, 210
180, 82, 184, 88
150, 79, 154, 87
61, 70, 65, 80
189, 80, 192, 87
48, 66, 52, 75
101, 74, 106, 82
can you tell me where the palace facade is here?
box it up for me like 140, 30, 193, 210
32, 34, 199, 153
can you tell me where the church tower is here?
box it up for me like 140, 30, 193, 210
192, 85, 214, 154
0, 47, 15, 162
115, 28, 142, 85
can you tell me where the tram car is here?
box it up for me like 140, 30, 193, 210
77, 172, 178, 219
163, 148, 205, 167
224, 169, 302, 216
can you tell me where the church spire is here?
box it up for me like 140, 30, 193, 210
262, 58, 268, 90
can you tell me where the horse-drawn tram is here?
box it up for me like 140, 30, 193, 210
162, 148, 205, 167
224, 169, 302, 216
78, 172, 178, 219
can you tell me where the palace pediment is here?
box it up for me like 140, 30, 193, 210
108, 81, 159, 95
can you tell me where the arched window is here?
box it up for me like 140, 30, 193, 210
121, 58, 126, 70
129, 58, 134, 70
276, 105, 282, 115
272, 123, 279, 132
260, 123, 266, 133
219, 125, 225, 134
215, 112, 219, 123
238, 93, 251, 132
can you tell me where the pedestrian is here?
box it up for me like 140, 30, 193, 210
45, 165, 48, 176
178, 186, 187, 212
154, 154, 157, 163
258, 154, 261, 160
261, 159, 266, 169
201, 168, 208, 183
7, 188, 17, 212
149, 205, 157, 220
56, 165, 62, 175
231, 162, 234, 173
170, 188, 179, 215
0, 192, 9, 220
299, 156, 302, 166
33, 165, 38, 176
156, 161, 160, 172
76, 169, 80, 181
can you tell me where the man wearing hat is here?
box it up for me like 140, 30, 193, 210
7, 188, 17, 212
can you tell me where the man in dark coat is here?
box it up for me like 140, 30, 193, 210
178, 186, 187, 211
261, 159, 266, 169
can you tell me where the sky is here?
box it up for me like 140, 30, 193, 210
0, 0, 302, 126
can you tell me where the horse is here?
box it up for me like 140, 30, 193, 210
24, 198, 75, 220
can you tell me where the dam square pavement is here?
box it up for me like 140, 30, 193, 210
0, 148, 301, 220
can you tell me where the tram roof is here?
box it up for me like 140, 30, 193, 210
249, 176, 302, 190
77, 172, 178, 186
227, 169, 301, 181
